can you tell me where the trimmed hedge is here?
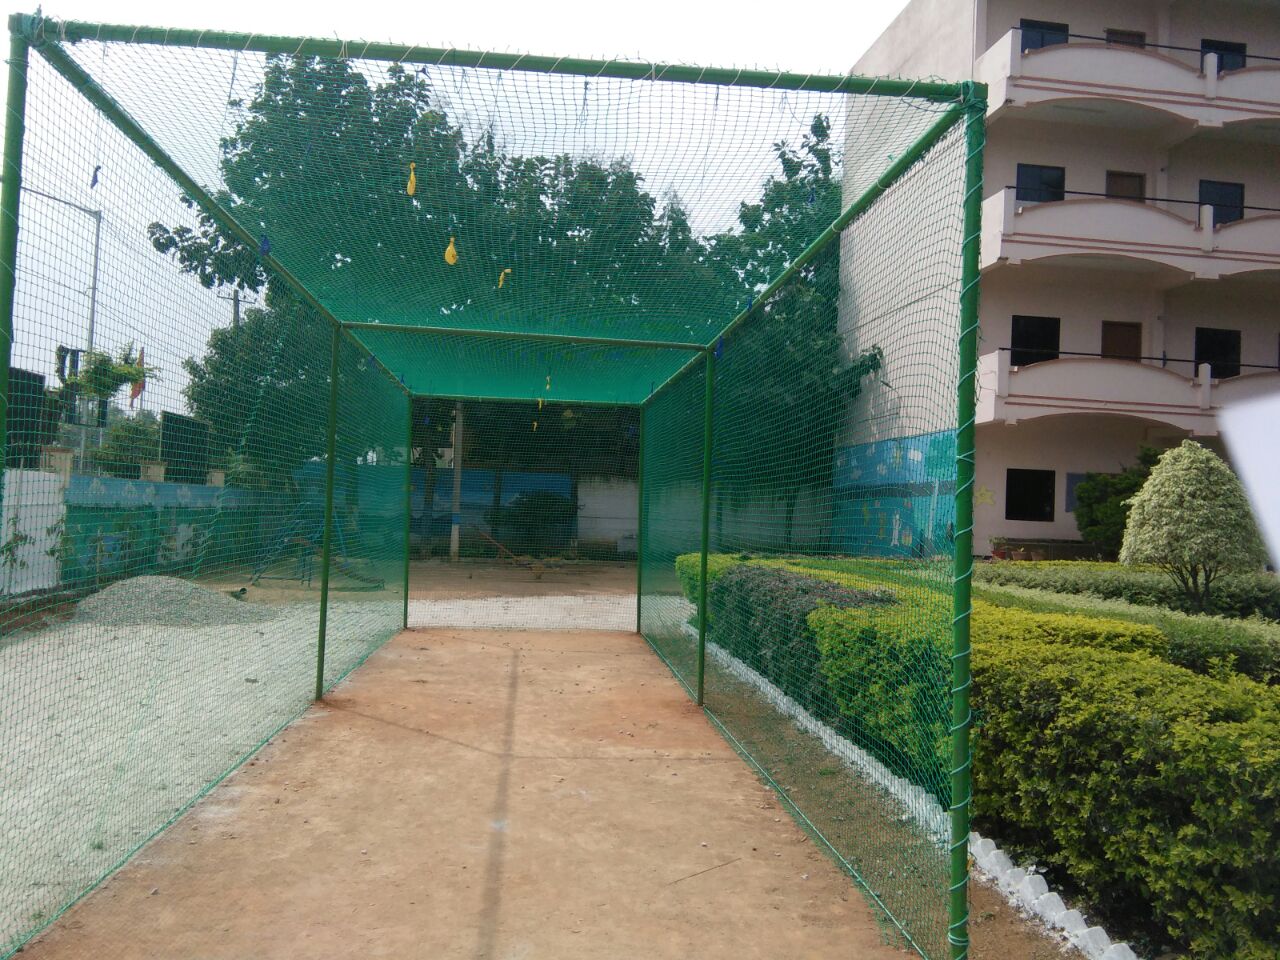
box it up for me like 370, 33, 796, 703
705, 563, 887, 718
674, 552, 744, 604
973, 639, 1280, 958
810, 601, 951, 789
972, 601, 1169, 658
683, 553, 1280, 956
976, 584, 1280, 685
975, 560, 1280, 621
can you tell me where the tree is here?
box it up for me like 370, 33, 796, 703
1119, 440, 1266, 610
1073, 446, 1161, 558
87, 410, 160, 479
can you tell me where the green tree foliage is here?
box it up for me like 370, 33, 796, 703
151, 53, 847, 492
1120, 440, 1267, 611
86, 410, 160, 479
1073, 446, 1160, 557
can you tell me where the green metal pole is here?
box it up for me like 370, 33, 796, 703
14, 14, 967, 103
634, 405, 645, 634
314, 326, 341, 701
0, 31, 30, 514
402, 398, 412, 630
949, 81, 986, 960
695, 349, 715, 706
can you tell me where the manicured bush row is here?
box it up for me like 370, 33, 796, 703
975, 560, 1280, 622
705, 563, 888, 720
976, 584, 1280, 685
972, 638, 1280, 959
679, 553, 1280, 956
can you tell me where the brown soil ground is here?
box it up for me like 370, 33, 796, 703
409, 558, 638, 599
24, 611, 1063, 959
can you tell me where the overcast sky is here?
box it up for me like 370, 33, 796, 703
14, 0, 909, 76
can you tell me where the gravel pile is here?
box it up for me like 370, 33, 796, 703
74, 576, 277, 627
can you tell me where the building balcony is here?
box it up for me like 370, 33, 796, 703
981, 188, 1280, 280
976, 349, 1280, 435
976, 28, 1280, 131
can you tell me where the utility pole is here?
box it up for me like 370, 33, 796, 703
216, 287, 244, 330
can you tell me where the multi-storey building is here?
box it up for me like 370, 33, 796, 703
854, 0, 1280, 555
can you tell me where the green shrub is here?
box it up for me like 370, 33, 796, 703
974, 560, 1280, 621
975, 584, 1280, 684
1073, 446, 1160, 558
674, 552, 747, 604
810, 599, 952, 789
1121, 440, 1268, 612
972, 638, 1280, 958
972, 600, 1168, 657
707, 563, 888, 717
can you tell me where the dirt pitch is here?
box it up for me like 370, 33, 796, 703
23, 627, 907, 959
21, 613, 1063, 960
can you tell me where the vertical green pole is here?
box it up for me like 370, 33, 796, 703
635, 404, 645, 634
314, 326, 341, 701
0, 32, 30, 513
695, 348, 715, 706
949, 83, 985, 960
402, 397, 412, 630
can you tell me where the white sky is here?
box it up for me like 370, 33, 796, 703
14, 0, 909, 76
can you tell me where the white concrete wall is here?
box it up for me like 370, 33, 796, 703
853, 0, 978, 80
1, 469, 65, 596
577, 479, 638, 553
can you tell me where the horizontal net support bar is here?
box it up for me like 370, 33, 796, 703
14, 14, 967, 102
343, 322, 708, 353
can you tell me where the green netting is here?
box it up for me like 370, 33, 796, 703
1, 35, 409, 956
1, 13, 980, 960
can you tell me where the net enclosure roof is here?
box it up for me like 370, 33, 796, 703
14, 15, 975, 405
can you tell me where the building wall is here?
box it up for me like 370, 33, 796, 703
973, 415, 1195, 553
853, 0, 978, 80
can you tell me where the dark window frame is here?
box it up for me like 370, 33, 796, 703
1199, 179, 1245, 226
1006, 468, 1056, 523
1105, 29, 1146, 48
1010, 314, 1061, 367
1105, 170, 1146, 202
1016, 163, 1066, 204
1194, 326, 1242, 380
1201, 38, 1247, 73
1020, 19, 1070, 52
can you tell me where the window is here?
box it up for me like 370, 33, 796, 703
1064, 472, 1091, 513
1105, 170, 1146, 201
1105, 29, 1146, 47
1195, 327, 1241, 380
1202, 38, 1247, 73
1011, 315, 1061, 366
1101, 321, 1143, 361
1020, 19, 1069, 51
1199, 180, 1245, 226
1016, 163, 1066, 203
1006, 469, 1056, 522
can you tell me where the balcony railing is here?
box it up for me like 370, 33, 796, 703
1007, 187, 1280, 226
981, 187, 1280, 278
975, 28, 1280, 128
1011, 27, 1280, 72
998, 346, 1280, 378
977, 348, 1280, 434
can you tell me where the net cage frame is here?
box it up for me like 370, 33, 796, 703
0, 13, 986, 959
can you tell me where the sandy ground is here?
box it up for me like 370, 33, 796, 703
409, 558, 637, 599
0, 598, 400, 954
22, 628, 913, 960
